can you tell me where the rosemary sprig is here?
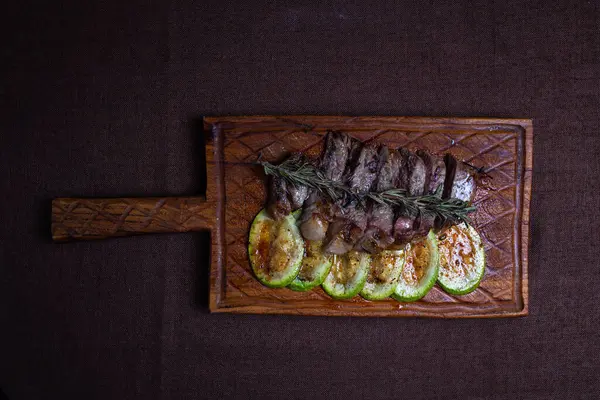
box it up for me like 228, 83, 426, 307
368, 188, 477, 224
259, 159, 477, 224
260, 157, 360, 203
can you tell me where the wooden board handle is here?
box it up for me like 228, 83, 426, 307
52, 196, 214, 242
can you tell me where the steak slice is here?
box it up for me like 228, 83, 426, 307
442, 154, 476, 202
266, 176, 291, 220
400, 148, 427, 196
417, 150, 446, 195
412, 213, 436, 238
299, 131, 353, 241
390, 148, 428, 247
324, 143, 384, 254
359, 148, 400, 253
286, 153, 310, 210
266, 153, 312, 219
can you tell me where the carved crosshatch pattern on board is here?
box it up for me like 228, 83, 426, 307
205, 116, 531, 317
52, 197, 215, 241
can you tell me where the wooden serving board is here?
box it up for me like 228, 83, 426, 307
52, 116, 533, 318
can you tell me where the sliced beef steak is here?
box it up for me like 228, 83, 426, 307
359, 148, 400, 253
270, 132, 479, 251
389, 148, 429, 247
417, 150, 446, 195
299, 131, 353, 240
266, 176, 291, 220
400, 148, 427, 196
285, 153, 310, 210
443, 154, 476, 202
324, 143, 385, 254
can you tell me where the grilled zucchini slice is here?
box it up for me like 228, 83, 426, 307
322, 251, 371, 299
437, 223, 485, 295
248, 209, 304, 288
361, 249, 405, 300
392, 230, 439, 302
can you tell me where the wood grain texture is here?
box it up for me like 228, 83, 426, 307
51, 115, 533, 318
204, 116, 533, 318
52, 197, 214, 241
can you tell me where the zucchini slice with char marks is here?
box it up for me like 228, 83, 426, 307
392, 230, 439, 302
361, 249, 405, 301
322, 251, 371, 299
288, 240, 333, 292
437, 223, 485, 295
248, 209, 304, 288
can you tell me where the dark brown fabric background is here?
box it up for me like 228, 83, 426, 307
2, 0, 599, 399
